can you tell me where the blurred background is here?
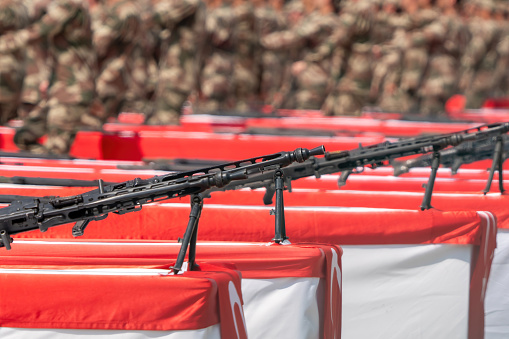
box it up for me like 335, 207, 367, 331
1, 0, 509, 154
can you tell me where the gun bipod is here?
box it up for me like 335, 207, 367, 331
483, 136, 505, 195
420, 150, 441, 210
171, 194, 204, 274
271, 170, 289, 244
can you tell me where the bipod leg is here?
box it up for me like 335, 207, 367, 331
420, 151, 440, 210
172, 194, 203, 274
271, 170, 288, 244
483, 136, 504, 194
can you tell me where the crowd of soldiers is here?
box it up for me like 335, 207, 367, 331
1, 0, 509, 154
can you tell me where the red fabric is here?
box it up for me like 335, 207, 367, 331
0, 241, 340, 338
244, 117, 478, 137
290, 175, 504, 192
0, 263, 244, 332
11, 204, 484, 246
469, 212, 497, 339
0, 241, 334, 280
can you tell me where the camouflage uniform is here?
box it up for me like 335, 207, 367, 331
92, 0, 144, 119
197, 2, 236, 112
231, 1, 259, 112
255, 2, 288, 107
0, 0, 29, 125
19, 0, 50, 120
321, 2, 377, 116
148, 0, 204, 124
261, 9, 339, 110
490, 5, 509, 98
0, 0, 100, 154
369, 11, 412, 112
417, 12, 467, 116
459, 2, 500, 109
395, 8, 438, 114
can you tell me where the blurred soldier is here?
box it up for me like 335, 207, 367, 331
459, 0, 500, 108
231, 0, 259, 112
19, 0, 50, 120
0, 0, 28, 125
147, 0, 205, 124
0, 0, 101, 154
92, 0, 143, 119
121, 0, 158, 115
261, 0, 339, 110
393, 0, 438, 114
320, 1, 377, 116
369, 0, 413, 112
490, 2, 509, 98
417, 0, 467, 116
255, 0, 288, 107
198, 0, 236, 112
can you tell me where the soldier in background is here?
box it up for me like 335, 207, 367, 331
19, 0, 50, 120
321, 1, 378, 116
459, 0, 500, 108
0, 0, 28, 125
231, 0, 259, 112
197, 0, 236, 112
391, 0, 437, 114
148, 0, 204, 124
490, 2, 509, 98
92, 0, 143, 120
417, 0, 466, 116
255, 0, 288, 108
261, 0, 339, 110
369, 0, 413, 112
0, 0, 102, 154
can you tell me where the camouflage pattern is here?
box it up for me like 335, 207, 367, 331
369, 11, 412, 112
459, 2, 500, 109
198, 1, 236, 112
19, 0, 50, 119
397, 8, 439, 114
321, 2, 377, 116
148, 0, 204, 124
231, 1, 259, 112
417, 12, 467, 116
255, 1, 288, 107
3, 0, 101, 154
261, 7, 339, 110
92, 0, 144, 119
0, 0, 29, 124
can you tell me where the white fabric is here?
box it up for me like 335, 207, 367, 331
0, 324, 221, 339
485, 229, 509, 339
341, 244, 472, 339
241, 277, 323, 339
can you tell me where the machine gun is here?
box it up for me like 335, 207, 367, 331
391, 135, 509, 179
0, 146, 324, 273
207, 122, 509, 211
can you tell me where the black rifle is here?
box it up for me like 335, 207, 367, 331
0, 146, 324, 273
392, 135, 509, 176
